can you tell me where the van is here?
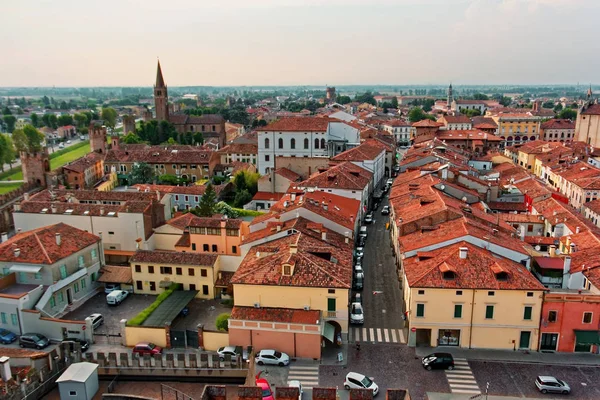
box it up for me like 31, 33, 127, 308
88, 313, 104, 329
106, 290, 128, 306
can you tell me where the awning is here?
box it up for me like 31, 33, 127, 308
10, 265, 42, 273
322, 322, 335, 342
574, 330, 600, 345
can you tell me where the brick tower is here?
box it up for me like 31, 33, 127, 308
123, 115, 136, 135
89, 124, 107, 154
154, 60, 169, 121
21, 148, 50, 186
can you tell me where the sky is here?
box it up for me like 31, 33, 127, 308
0, 0, 597, 87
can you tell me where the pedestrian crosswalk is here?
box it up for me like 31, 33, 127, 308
287, 364, 319, 389
445, 358, 480, 395
350, 327, 407, 344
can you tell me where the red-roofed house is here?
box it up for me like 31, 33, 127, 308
540, 119, 575, 142
248, 168, 303, 211
330, 141, 386, 188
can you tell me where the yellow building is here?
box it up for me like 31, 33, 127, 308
229, 221, 352, 359
402, 242, 545, 350
490, 111, 541, 147
129, 250, 219, 299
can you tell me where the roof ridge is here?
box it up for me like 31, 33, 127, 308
33, 231, 53, 264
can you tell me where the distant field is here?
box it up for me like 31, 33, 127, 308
0, 182, 24, 194
50, 142, 91, 169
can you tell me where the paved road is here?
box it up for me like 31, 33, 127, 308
350, 186, 405, 345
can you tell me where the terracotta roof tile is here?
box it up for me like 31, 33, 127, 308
331, 141, 384, 162
215, 271, 234, 287
275, 168, 302, 182
129, 250, 217, 266
230, 306, 320, 325
252, 192, 285, 202
97, 265, 133, 284
581, 104, 600, 115
540, 119, 575, 130
260, 117, 329, 132
299, 162, 371, 191
62, 152, 103, 173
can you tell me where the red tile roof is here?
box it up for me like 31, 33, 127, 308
275, 167, 302, 182
218, 143, 258, 155
0, 223, 100, 264
404, 242, 545, 290
62, 152, 103, 173
534, 257, 564, 271
166, 213, 201, 231
97, 265, 133, 284
331, 141, 384, 162
105, 147, 215, 164
300, 162, 371, 191
540, 119, 575, 130
440, 115, 471, 124
252, 191, 285, 202
581, 104, 600, 115
230, 306, 320, 325
412, 119, 442, 128
261, 117, 329, 132
130, 250, 217, 266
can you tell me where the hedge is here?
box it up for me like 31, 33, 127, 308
233, 207, 265, 217
127, 283, 181, 326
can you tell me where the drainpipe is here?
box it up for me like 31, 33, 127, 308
469, 289, 475, 349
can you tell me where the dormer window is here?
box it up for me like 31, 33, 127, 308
443, 271, 456, 280
495, 272, 509, 281
282, 264, 293, 276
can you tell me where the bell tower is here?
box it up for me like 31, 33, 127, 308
447, 83, 453, 109
154, 60, 169, 122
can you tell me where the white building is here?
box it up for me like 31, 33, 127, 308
331, 140, 386, 188
382, 119, 412, 145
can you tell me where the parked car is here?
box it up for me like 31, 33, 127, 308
0, 328, 17, 344
66, 140, 72, 144
353, 272, 364, 291
288, 380, 303, 400
393, 165, 400, 172
79, 135, 85, 140
355, 247, 364, 258
88, 313, 104, 329
344, 372, 379, 396
381, 206, 390, 215
354, 264, 363, 275
364, 213, 373, 224
62, 337, 89, 352
357, 236, 366, 247
255, 349, 290, 366
422, 352, 454, 370
104, 283, 121, 294
256, 377, 275, 400
386, 178, 394, 186
106, 290, 128, 305
218, 346, 249, 361
535, 376, 570, 394
132, 342, 163, 356
359, 226, 368, 238
350, 302, 364, 325
19, 333, 50, 350
352, 292, 362, 305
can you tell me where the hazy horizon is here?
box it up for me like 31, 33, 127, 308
1, 0, 597, 87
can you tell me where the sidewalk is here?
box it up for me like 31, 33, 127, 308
427, 393, 538, 400
415, 346, 600, 366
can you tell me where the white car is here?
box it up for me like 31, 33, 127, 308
217, 346, 248, 361
386, 178, 393, 186
364, 213, 373, 224
288, 380, 303, 400
355, 247, 364, 258
381, 206, 390, 215
255, 349, 290, 366
344, 372, 379, 396
66, 140, 72, 144
350, 303, 364, 325
354, 264, 363, 275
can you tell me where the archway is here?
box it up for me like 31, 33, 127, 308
321, 320, 343, 359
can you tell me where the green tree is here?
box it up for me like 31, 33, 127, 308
391, 96, 399, 108
57, 115, 73, 126
121, 133, 143, 144
473, 93, 489, 100
408, 107, 435, 123
462, 109, 482, 117
12, 125, 44, 153
158, 174, 179, 185
101, 107, 117, 132
251, 119, 267, 128
2, 115, 16, 132
42, 96, 50, 106
354, 92, 376, 105
337, 95, 352, 104
233, 189, 253, 208
30, 113, 39, 128
42, 113, 58, 129
0, 134, 16, 171
215, 313, 230, 331
59, 101, 68, 110
499, 97, 512, 107
129, 162, 154, 184
542, 101, 555, 109
73, 113, 88, 128
2, 107, 11, 115
195, 183, 217, 217
557, 108, 577, 120
553, 103, 563, 112
422, 99, 435, 112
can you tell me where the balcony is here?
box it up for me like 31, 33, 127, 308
326, 310, 347, 321
533, 271, 563, 288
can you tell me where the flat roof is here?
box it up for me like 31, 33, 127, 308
0, 283, 40, 299
142, 290, 198, 327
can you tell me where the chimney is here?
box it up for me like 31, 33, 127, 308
13, 248, 20, 258
24, 192, 30, 201
256, 251, 261, 258
289, 243, 298, 254
276, 224, 281, 232
291, 193, 296, 202
100, 208, 104, 216
459, 247, 468, 259
562, 256, 572, 289
492, 228, 498, 236
576, 226, 580, 234
549, 245, 556, 257
321, 231, 327, 241
0, 357, 10, 383
51, 204, 57, 214
13, 203, 20, 212
0, 232, 7, 243
322, 201, 328, 211
156, 190, 161, 201
55, 233, 61, 246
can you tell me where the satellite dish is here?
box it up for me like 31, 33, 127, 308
535, 245, 541, 251
461, 197, 468, 202
440, 185, 446, 190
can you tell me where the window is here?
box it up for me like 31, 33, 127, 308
226, 229, 239, 236
60, 265, 67, 279
201, 269, 207, 277
69, 391, 77, 396
91, 273, 97, 282
527, 292, 534, 297
418, 290, 425, 295
207, 228, 221, 235
488, 291, 495, 296
176, 267, 182, 275
485, 305, 494, 319
304, 138, 309, 149
203, 244, 209, 251
148, 265, 154, 274
327, 298, 336, 312
212, 244, 218, 252
58, 291, 64, 302
190, 284, 196, 291
189, 268, 195, 276
583, 312, 593, 324
136, 281, 143, 290
523, 306, 532, 320
265, 155, 270, 162
454, 304, 462, 318
416, 303, 425, 317
81, 278, 86, 289
0, 312, 5, 324
160, 266, 173, 275
149, 281, 156, 291
11, 314, 17, 326
74, 282, 79, 293
34, 272, 42, 280
91, 249, 97, 259
321, 138, 326, 149
108, 231, 115, 235
278, 138, 283, 149
135, 265, 141, 273
50, 296, 56, 308
232, 245, 237, 254
192, 243, 196, 251
314, 138, 320, 149
548, 310, 557, 322
290, 138, 296, 149
203, 285, 209, 295
456, 290, 463, 296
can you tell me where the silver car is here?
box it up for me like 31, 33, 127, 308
535, 376, 570, 395
350, 302, 364, 325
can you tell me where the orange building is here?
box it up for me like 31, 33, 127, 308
174, 215, 250, 258
62, 153, 104, 189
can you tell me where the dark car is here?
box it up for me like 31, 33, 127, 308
353, 273, 364, 291
0, 328, 17, 344
19, 333, 50, 350
422, 352, 454, 370
357, 236, 366, 247
61, 337, 89, 352
132, 342, 163, 356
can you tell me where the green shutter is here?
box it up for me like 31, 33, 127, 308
327, 298, 336, 312
485, 305, 494, 319
523, 306, 532, 320
454, 304, 462, 318
60, 265, 67, 279
49, 296, 55, 308
416, 303, 425, 317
